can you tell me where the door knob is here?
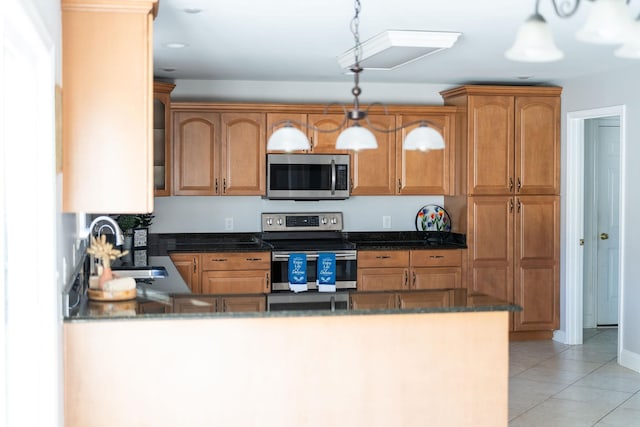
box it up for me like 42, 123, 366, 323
600, 233, 609, 240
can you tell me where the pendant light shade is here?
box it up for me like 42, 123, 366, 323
576, 0, 633, 44
615, 17, 640, 58
335, 124, 378, 151
403, 124, 445, 152
266, 124, 310, 152
505, 14, 564, 62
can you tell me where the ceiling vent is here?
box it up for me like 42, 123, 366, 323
337, 30, 461, 71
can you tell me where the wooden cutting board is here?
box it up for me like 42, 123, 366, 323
87, 288, 137, 301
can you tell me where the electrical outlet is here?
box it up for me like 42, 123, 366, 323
382, 216, 391, 229
224, 217, 234, 231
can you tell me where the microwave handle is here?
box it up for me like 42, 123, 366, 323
331, 159, 336, 195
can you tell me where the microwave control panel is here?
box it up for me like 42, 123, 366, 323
261, 212, 343, 232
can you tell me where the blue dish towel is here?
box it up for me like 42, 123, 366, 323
317, 252, 336, 292
288, 253, 307, 293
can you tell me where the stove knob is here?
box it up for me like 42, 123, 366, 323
276, 218, 283, 226
266, 218, 273, 226
330, 217, 338, 225
321, 217, 328, 225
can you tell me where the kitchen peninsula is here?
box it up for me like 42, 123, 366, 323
64, 232, 518, 427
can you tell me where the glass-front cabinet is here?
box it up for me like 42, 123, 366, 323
153, 81, 175, 196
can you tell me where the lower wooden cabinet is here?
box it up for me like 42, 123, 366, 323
201, 270, 270, 294
172, 295, 266, 313
169, 253, 201, 293
350, 290, 454, 310
357, 249, 465, 291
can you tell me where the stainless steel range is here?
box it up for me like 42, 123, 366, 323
261, 212, 356, 311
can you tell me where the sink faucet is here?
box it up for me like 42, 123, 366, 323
87, 215, 124, 246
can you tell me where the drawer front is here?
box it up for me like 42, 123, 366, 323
410, 249, 462, 267
358, 250, 409, 268
202, 251, 270, 271
201, 270, 269, 294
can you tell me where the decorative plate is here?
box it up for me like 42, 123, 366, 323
415, 204, 452, 232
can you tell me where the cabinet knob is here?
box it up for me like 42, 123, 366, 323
600, 232, 609, 240
509, 177, 514, 192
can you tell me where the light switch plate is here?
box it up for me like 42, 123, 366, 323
224, 217, 234, 231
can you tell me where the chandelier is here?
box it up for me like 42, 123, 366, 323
267, 0, 446, 152
506, 0, 640, 62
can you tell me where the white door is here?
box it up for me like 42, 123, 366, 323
595, 118, 620, 326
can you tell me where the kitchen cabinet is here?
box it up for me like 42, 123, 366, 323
350, 289, 454, 310
172, 294, 266, 313
137, 301, 170, 314
442, 85, 561, 339
441, 86, 561, 196
357, 250, 410, 291
169, 253, 201, 293
396, 113, 455, 195
172, 107, 265, 196
350, 115, 397, 195
200, 252, 270, 294
61, 0, 158, 213
357, 249, 465, 291
153, 81, 175, 196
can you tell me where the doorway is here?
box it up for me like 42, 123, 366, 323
583, 117, 620, 328
564, 106, 625, 349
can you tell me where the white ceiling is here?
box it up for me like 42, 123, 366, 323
153, 0, 640, 86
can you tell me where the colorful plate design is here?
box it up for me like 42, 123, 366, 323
415, 204, 452, 232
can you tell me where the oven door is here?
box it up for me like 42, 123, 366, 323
267, 292, 350, 312
270, 250, 357, 291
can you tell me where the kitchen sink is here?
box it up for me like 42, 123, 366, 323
111, 266, 168, 279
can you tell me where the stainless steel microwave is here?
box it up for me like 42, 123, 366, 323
266, 153, 350, 200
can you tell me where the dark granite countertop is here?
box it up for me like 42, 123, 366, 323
148, 231, 466, 256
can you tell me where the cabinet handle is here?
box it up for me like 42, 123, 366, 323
412, 271, 416, 289
211, 258, 227, 262
403, 270, 408, 289
509, 177, 514, 192
223, 178, 227, 194
397, 178, 402, 193
376, 255, 391, 259
517, 177, 521, 192
265, 273, 270, 292
222, 300, 227, 312
215, 178, 219, 194
396, 294, 401, 309
214, 298, 219, 312
517, 198, 521, 212
193, 257, 197, 273
246, 257, 262, 261
510, 199, 514, 212
430, 255, 445, 259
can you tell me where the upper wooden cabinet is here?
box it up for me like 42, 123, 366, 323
62, 0, 158, 213
351, 115, 397, 195
172, 106, 265, 196
153, 81, 175, 197
441, 85, 561, 196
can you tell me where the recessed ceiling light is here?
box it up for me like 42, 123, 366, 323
161, 68, 176, 72
517, 75, 534, 80
337, 30, 462, 71
183, 8, 202, 14
163, 42, 188, 49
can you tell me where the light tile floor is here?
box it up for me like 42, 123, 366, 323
509, 328, 640, 426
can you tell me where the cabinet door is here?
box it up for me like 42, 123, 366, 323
350, 115, 396, 195
513, 196, 559, 331
515, 96, 560, 195
468, 196, 513, 303
221, 113, 266, 195
307, 114, 347, 153
173, 296, 217, 313
411, 267, 462, 290
350, 292, 397, 310
61, 0, 155, 213
410, 249, 462, 267
467, 96, 514, 195
357, 267, 408, 291
169, 253, 201, 293
220, 295, 266, 313
153, 82, 175, 196
398, 290, 452, 309
396, 114, 453, 195
266, 113, 308, 153
201, 270, 270, 294
173, 111, 220, 195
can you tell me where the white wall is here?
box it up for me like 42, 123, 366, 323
559, 64, 640, 366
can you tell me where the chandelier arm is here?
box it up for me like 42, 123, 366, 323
363, 118, 442, 134
549, 0, 582, 18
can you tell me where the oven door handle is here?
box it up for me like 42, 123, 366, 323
331, 159, 336, 195
272, 251, 356, 261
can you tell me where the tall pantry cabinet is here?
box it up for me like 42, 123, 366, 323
441, 85, 561, 339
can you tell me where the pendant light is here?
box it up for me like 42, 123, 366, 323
267, 0, 446, 153
505, 14, 564, 62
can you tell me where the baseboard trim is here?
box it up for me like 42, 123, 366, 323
620, 349, 640, 374
509, 330, 554, 341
